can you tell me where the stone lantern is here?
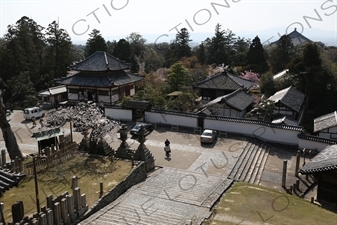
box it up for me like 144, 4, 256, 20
115, 124, 131, 159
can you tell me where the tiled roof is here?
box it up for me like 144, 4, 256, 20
38, 85, 67, 96
298, 133, 337, 145
149, 108, 304, 131
271, 28, 312, 46
70, 51, 130, 71
313, 111, 337, 132
272, 116, 298, 126
268, 86, 305, 113
194, 72, 254, 90
299, 144, 337, 174
203, 89, 255, 111
55, 71, 143, 87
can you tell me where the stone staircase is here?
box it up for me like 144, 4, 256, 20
89, 202, 187, 225
0, 169, 26, 194
228, 139, 270, 185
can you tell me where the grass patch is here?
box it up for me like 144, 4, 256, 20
206, 182, 337, 225
0, 154, 132, 222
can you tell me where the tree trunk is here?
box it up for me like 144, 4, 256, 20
0, 107, 23, 160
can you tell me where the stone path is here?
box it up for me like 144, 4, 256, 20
80, 133, 265, 224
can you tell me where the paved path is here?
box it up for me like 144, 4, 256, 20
80, 126, 248, 225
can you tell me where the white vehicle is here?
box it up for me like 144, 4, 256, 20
23, 107, 45, 120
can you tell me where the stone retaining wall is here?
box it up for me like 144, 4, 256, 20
81, 161, 147, 220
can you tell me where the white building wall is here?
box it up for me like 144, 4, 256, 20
98, 95, 110, 103
130, 88, 135, 96
68, 93, 78, 100
145, 112, 197, 127
204, 119, 300, 145
105, 108, 132, 121
111, 94, 118, 103
298, 138, 329, 151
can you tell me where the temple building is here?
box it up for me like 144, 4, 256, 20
55, 51, 143, 105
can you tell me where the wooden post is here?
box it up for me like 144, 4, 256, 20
282, 160, 287, 188
295, 151, 300, 177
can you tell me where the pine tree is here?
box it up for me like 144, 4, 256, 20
245, 36, 269, 74
270, 35, 296, 73
84, 29, 107, 57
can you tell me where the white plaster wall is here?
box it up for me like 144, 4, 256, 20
204, 119, 300, 145
105, 108, 132, 121
111, 94, 118, 103
319, 133, 331, 139
68, 93, 78, 100
98, 95, 110, 103
145, 112, 197, 127
130, 88, 135, 96
298, 138, 329, 151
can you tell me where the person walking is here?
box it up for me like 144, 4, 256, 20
164, 139, 171, 158
32, 117, 36, 128
39, 118, 44, 130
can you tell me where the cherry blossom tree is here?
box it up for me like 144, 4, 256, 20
44, 102, 120, 153
241, 70, 260, 83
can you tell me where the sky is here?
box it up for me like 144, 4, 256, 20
1, 0, 336, 45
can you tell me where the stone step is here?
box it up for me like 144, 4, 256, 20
236, 144, 259, 181
254, 146, 270, 185
228, 141, 253, 179
95, 202, 186, 225
244, 144, 264, 183
249, 144, 267, 184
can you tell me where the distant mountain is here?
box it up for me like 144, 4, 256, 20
71, 27, 336, 46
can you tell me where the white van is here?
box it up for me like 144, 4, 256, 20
23, 107, 45, 120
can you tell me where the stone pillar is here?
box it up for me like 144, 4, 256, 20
71, 176, 78, 190
60, 198, 68, 223
0, 202, 5, 224
39, 213, 47, 225
11, 201, 24, 223
67, 194, 76, 220
282, 160, 287, 188
53, 202, 61, 225
100, 182, 103, 198
46, 195, 53, 210
46, 209, 54, 225
81, 194, 87, 208
73, 187, 81, 211
1, 149, 6, 166
295, 151, 300, 177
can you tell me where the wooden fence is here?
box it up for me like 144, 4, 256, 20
23, 142, 78, 176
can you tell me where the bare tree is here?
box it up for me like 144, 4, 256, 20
0, 79, 23, 159
44, 102, 120, 153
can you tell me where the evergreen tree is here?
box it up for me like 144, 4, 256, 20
206, 24, 227, 65
112, 39, 131, 62
44, 21, 73, 83
196, 42, 206, 64
270, 35, 296, 73
126, 32, 147, 72
1, 16, 46, 91
164, 28, 192, 67
175, 28, 192, 59
245, 36, 269, 74
84, 29, 107, 57
167, 62, 191, 91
